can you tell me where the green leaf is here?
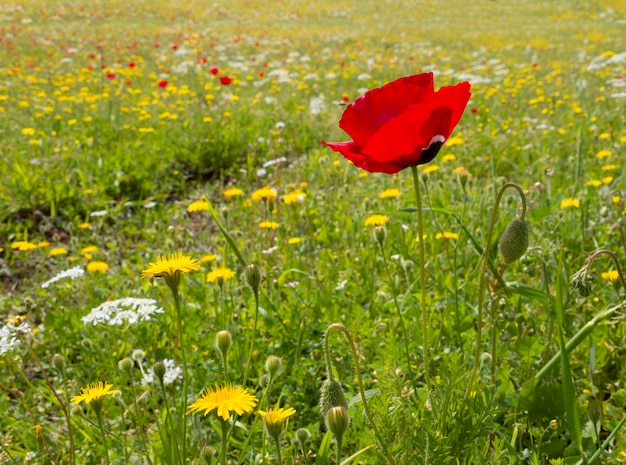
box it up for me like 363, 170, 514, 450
315, 431, 333, 465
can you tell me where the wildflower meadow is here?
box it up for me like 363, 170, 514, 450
2, 0, 626, 463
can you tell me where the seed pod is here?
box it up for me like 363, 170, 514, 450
498, 218, 530, 264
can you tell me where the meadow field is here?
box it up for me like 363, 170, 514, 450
1, 0, 626, 463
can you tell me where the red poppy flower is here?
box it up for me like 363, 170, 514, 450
210, 67, 219, 75
322, 73, 471, 174
158, 80, 168, 88
219, 76, 232, 85
106, 72, 116, 79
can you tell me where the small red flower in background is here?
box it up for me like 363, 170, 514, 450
210, 67, 219, 75
322, 73, 471, 174
106, 72, 116, 79
128, 61, 136, 68
158, 80, 168, 88
219, 76, 232, 85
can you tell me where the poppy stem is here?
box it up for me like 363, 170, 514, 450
467, 182, 526, 397
410, 165, 431, 397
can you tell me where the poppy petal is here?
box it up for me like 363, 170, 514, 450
362, 81, 471, 165
338, 73, 435, 148
322, 141, 405, 174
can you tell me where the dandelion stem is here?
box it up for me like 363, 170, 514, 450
411, 165, 431, 396
95, 410, 111, 465
220, 418, 229, 465
243, 287, 260, 387
335, 435, 343, 465
275, 435, 284, 465
171, 285, 188, 464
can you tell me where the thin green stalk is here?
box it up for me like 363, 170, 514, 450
584, 249, 626, 292
335, 435, 342, 465
219, 418, 229, 465
275, 436, 284, 465
243, 288, 260, 387
325, 324, 396, 465
96, 410, 111, 465
128, 374, 155, 465
158, 377, 183, 465
172, 287, 189, 463
468, 182, 527, 395
410, 165, 431, 395
378, 241, 418, 395
587, 415, 626, 465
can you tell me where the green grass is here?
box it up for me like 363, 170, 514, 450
1, 0, 626, 464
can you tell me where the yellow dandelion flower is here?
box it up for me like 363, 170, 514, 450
11, 241, 38, 251
259, 221, 280, 229
364, 214, 389, 227
436, 232, 459, 240
71, 381, 120, 405
446, 136, 464, 146
602, 164, 617, 171
224, 187, 244, 198
596, 150, 611, 160
442, 154, 456, 162
601, 270, 619, 283
187, 199, 209, 212
87, 261, 109, 272
142, 252, 201, 279
200, 254, 218, 263
283, 190, 306, 205
602, 176, 613, 184
21, 127, 36, 136
380, 188, 401, 199
422, 165, 439, 175
206, 266, 236, 283
586, 180, 602, 187
187, 384, 258, 421
620, 136, 626, 145
78, 223, 91, 229
287, 237, 302, 245
81, 246, 98, 255
612, 196, 621, 204
258, 405, 296, 438
37, 241, 50, 248
599, 133, 610, 140
560, 198, 580, 209
50, 247, 68, 256
251, 186, 277, 201
83, 189, 94, 195
414, 234, 428, 242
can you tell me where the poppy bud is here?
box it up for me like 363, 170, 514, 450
498, 218, 530, 264
244, 264, 261, 292
319, 378, 348, 420
153, 361, 166, 381
215, 330, 232, 357
265, 355, 282, 378
325, 406, 350, 439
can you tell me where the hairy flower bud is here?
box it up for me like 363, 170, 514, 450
498, 218, 530, 264
215, 330, 232, 357
118, 357, 133, 375
325, 406, 350, 439
52, 354, 65, 372
265, 355, 282, 378
295, 427, 312, 444
570, 266, 595, 297
373, 226, 386, 248
244, 264, 261, 292
153, 361, 166, 381
319, 378, 348, 420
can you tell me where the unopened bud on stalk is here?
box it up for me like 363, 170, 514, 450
295, 427, 312, 444
325, 406, 350, 439
153, 361, 166, 381
215, 330, 232, 357
319, 378, 348, 419
244, 264, 261, 292
52, 354, 65, 372
118, 357, 133, 375
131, 349, 145, 362
498, 218, 530, 264
374, 226, 386, 248
265, 355, 282, 378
